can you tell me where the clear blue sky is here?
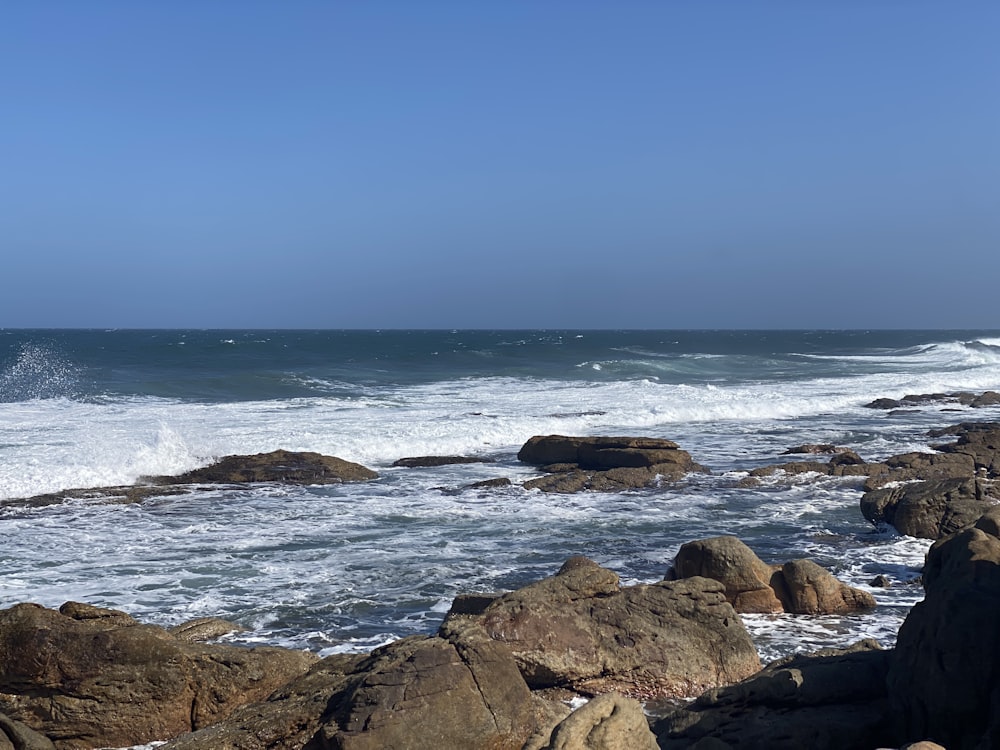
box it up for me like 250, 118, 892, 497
2, 2, 998, 329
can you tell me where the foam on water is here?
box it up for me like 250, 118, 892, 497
2, 330, 1000, 674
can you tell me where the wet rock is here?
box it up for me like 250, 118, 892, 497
161, 449, 378, 485
391, 455, 494, 467
860, 476, 1000, 538
672, 537, 874, 615
168, 617, 248, 642
870, 574, 892, 588
463, 477, 512, 489
518, 435, 706, 493
475, 556, 761, 700
0, 602, 317, 749
653, 640, 892, 750
781, 443, 845, 455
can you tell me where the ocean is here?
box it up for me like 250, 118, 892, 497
3, 329, 1000, 665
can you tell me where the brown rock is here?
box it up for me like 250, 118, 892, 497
325, 618, 547, 750
476, 557, 760, 700
161, 654, 365, 750
162, 450, 377, 485
654, 640, 893, 750
860, 476, 1000, 538
776, 559, 876, 614
168, 617, 248, 642
673, 536, 784, 614
540, 693, 659, 750
517, 435, 681, 466
672, 537, 874, 615
0, 603, 317, 749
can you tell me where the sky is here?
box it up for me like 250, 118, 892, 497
2, 2, 998, 329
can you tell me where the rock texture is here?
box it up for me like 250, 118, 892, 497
518, 435, 706, 493
887, 514, 1000, 749
672, 536, 875, 615
653, 640, 893, 750
163, 449, 378, 484
861, 476, 1000, 539
0, 602, 316, 749
165, 618, 562, 750
474, 556, 761, 699
537, 693, 659, 750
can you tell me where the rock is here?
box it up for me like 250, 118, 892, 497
930, 422, 1000, 475
0, 713, 56, 750
860, 476, 1000, 538
518, 436, 705, 493
781, 444, 845, 455
971, 390, 1000, 408
323, 618, 551, 750
887, 523, 1000, 749
778, 559, 876, 614
0, 602, 317, 749
653, 640, 893, 750
672, 537, 784, 614
539, 693, 659, 750
463, 477, 512, 489
161, 450, 378, 485
518, 435, 680, 465
672, 537, 874, 615
161, 654, 365, 750
476, 556, 761, 700
169, 617, 248, 642
870, 574, 892, 587
392, 455, 494, 467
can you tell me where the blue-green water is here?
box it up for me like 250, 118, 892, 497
2, 329, 999, 662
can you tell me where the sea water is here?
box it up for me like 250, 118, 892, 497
2, 329, 1000, 663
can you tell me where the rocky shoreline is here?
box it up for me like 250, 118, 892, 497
4, 397, 1000, 749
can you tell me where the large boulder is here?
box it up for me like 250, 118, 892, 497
161, 654, 366, 750
886, 515, 1000, 748
161, 449, 378, 485
653, 640, 893, 750
0, 602, 317, 749
518, 436, 705, 493
163, 619, 566, 750
672, 537, 874, 615
474, 556, 761, 700
860, 476, 1000, 538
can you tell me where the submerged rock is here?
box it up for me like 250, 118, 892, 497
391, 455, 494, 468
